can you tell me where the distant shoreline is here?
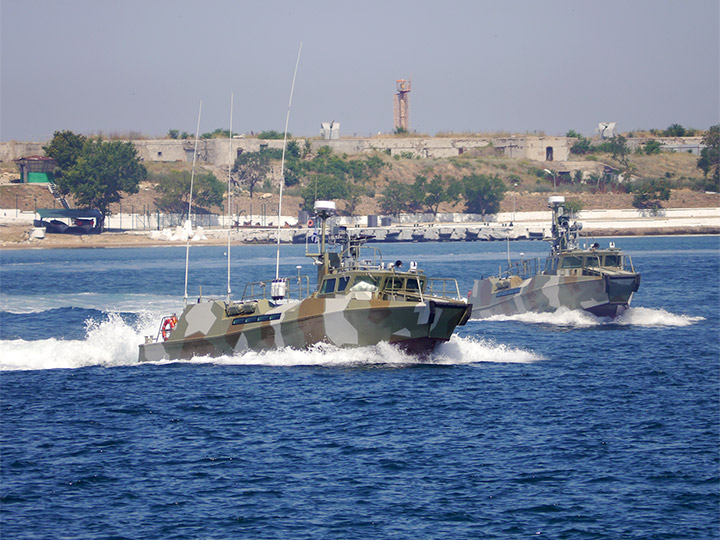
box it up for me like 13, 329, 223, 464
2, 224, 718, 250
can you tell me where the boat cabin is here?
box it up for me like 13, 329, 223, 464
545, 249, 631, 277
316, 270, 427, 300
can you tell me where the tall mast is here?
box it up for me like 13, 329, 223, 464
183, 100, 202, 307
226, 93, 234, 302
275, 42, 303, 279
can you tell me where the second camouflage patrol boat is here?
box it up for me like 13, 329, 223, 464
139, 201, 472, 362
468, 196, 641, 318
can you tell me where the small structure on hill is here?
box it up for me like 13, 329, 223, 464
597, 122, 617, 139
321, 121, 340, 140
15, 156, 56, 183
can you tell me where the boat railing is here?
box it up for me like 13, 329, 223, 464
381, 275, 425, 302
340, 244, 384, 270
625, 254, 636, 274
240, 275, 312, 302
426, 278, 463, 301
500, 257, 542, 280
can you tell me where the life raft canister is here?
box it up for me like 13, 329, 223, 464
161, 315, 178, 340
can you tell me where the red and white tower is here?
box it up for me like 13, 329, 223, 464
393, 79, 411, 132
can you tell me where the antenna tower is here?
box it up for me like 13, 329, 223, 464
393, 79, 411, 131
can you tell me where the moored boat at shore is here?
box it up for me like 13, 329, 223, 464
468, 196, 641, 318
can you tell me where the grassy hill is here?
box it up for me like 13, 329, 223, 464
1, 147, 717, 217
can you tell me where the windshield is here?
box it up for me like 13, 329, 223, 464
349, 275, 379, 292
604, 254, 622, 267
560, 255, 582, 268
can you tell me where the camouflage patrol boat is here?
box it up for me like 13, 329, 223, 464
468, 196, 641, 318
139, 201, 471, 362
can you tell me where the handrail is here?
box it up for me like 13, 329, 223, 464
501, 257, 541, 280
426, 278, 462, 300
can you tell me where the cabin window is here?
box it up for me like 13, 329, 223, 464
320, 278, 336, 294
560, 256, 582, 269
386, 277, 403, 291
337, 276, 350, 292
405, 278, 420, 291
585, 256, 601, 267
604, 255, 621, 267
349, 275, 378, 292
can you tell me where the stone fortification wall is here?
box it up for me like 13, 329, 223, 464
4, 136, 708, 167
1, 136, 571, 166
131, 136, 570, 166
0, 142, 46, 162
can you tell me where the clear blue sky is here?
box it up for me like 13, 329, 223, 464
1, 0, 718, 142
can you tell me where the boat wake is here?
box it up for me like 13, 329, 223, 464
0, 293, 180, 315
0, 313, 541, 372
479, 306, 704, 328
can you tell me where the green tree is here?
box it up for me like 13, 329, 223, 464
564, 198, 584, 217
294, 147, 387, 211
378, 181, 416, 215
630, 178, 671, 213
364, 155, 386, 177
201, 128, 231, 139
570, 137, 592, 155
607, 135, 631, 167
257, 130, 287, 140
54, 138, 146, 224
43, 130, 87, 171
460, 174, 507, 216
285, 140, 301, 159
412, 174, 456, 217
663, 123, 686, 137
167, 129, 179, 139
301, 174, 349, 211
344, 183, 371, 215
697, 124, 720, 191
232, 151, 272, 198
565, 129, 582, 138
154, 170, 225, 219
643, 140, 662, 155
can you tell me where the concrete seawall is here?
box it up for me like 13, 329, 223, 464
128, 206, 720, 244
4, 206, 719, 245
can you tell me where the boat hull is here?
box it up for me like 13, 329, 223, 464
139, 297, 471, 362
469, 273, 639, 319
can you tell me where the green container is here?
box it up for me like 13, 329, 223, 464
27, 172, 54, 184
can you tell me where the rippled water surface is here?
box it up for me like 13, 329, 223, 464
1, 236, 718, 539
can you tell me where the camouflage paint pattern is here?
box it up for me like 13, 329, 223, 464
139, 203, 471, 362
469, 271, 639, 319
139, 292, 471, 362
469, 245, 641, 319
469, 196, 641, 319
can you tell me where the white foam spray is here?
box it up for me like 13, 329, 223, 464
480, 306, 704, 328
0, 314, 540, 371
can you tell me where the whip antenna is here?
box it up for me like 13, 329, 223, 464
183, 100, 202, 307
275, 42, 302, 279
227, 93, 234, 302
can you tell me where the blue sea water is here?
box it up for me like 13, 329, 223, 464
1, 236, 718, 539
